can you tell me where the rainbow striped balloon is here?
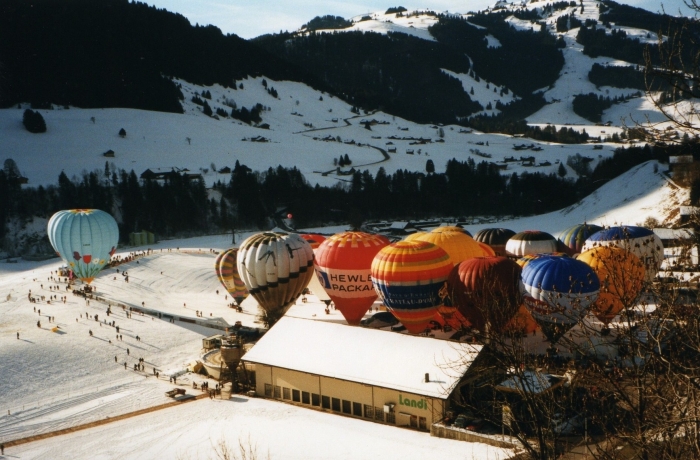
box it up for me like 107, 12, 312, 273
215, 248, 249, 304
557, 223, 602, 255
371, 240, 452, 334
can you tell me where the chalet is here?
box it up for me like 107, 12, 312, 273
680, 206, 700, 226
669, 155, 694, 172
103, 149, 115, 158
653, 227, 698, 267
218, 166, 232, 174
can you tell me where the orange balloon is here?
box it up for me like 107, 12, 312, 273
503, 304, 539, 334
577, 246, 645, 324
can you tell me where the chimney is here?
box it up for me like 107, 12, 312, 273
424, 373, 430, 383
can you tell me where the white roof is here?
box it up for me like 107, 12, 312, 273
243, 316, 482, 399
653, 227, 694, 241
496, 370, 565, 394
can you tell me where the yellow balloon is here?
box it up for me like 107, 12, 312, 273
405, 228, 486, 266
577, 246, 645, 324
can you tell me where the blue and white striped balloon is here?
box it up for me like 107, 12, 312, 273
521, 256, 599, 343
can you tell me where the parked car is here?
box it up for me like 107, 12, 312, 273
453, 414, 469, 429
360, 311, 399, 329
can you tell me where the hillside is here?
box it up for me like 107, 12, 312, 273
1, 0, 698, 239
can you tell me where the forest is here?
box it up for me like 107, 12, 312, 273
0, 0, 319, 112
0, 142, 686, 246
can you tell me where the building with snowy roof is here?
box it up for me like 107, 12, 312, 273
242, 316, 483, 431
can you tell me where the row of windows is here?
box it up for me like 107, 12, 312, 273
265, 384, 399, 423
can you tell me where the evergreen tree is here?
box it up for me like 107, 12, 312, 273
22, 109, 46, 133
558, 162, 567, 177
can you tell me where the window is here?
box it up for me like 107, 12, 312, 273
409, 415, 417, 428
364, 405, 374, 419
292, 389, 300, 402
322, 396, 330, 409
264, 384, 272, 397
302, 391, 310, 404
419, 416, 427, 430
283, 387, 291, 400
386, 412, 396, 424
332, 398, 341, 412
274, 386, 281, 399
342, 400, 351, 414
353, 402, 362, 417
374, 407, 384, 422
312, 394, 320, 406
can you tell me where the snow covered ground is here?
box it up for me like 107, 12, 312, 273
3, 1, 696, 195
0, 236, 516, 459
0, 158, 685, 459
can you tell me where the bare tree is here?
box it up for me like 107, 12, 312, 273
643, 8, 700, 138
447, 239, 700, 459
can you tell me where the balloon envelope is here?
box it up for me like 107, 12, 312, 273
521, 256, 600, 343
301, 234, 326, 250
371, 241, 452, 334
405, 228, 486, 266
557, 223, 603, 255
506, 231, 557, 258
577, 246, 644, 324
215, 248, 249, 304
474, 228, 516, 257
447, 256, 522, 332
47, 209, 119, 284
237, 232, 314, 323
582, 226, 663, 282
314, 231, 390, 325
516, 252, 569, 269
433, 225, 472, 237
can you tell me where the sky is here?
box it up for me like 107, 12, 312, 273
144, 0, 697, 39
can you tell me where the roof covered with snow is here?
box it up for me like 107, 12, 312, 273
243, 316, 482, 399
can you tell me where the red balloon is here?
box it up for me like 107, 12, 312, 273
447, 256, 522, 332
301, 233, 326, 250
315, 232, 390, 325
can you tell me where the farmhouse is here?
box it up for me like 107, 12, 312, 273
243, 316, 483, 431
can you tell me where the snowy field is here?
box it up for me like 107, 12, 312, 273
1, 1, 697, 457
2, 0, 690, 192
0, 158, 686, 459
0, 236, 514, 459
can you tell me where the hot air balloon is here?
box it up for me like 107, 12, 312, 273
473, 228, 516, 257
433, 225, 472, 237
582, 226, 663, 282
371, 241, 452, 334
215, 248, 249, 305
557, 223, 602, 255
47, 209, 119, 284
503, 305, 539, 335
301, 234, 326, 250
446, 257, 522, 332
478, 242, 496, 257
405, 227, 486, 266
521, 257, 600, 344
506, 231, 558, 258
314, 231, 390, 325
236, 232, 314, 326
516, 252, 569, 269
577, 246, 644, 324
